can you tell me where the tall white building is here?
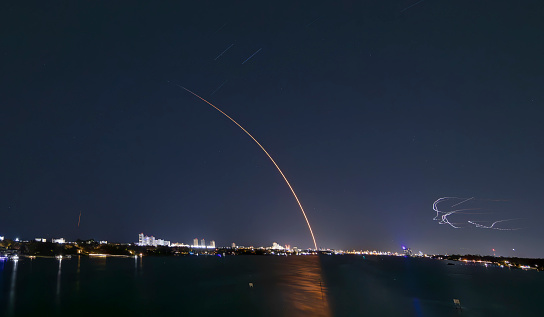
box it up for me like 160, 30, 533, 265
52, 238, 65, 244
193, 238, 199, 247
200, 239, 205, 247
209, 240, 216, 248
138, 233, 170, 247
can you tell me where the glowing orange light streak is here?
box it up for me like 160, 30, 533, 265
177, 85, 318, 250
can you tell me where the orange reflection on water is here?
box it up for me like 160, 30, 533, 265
278, 255, 331, 317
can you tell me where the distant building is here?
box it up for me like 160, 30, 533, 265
99, 241, 108, 244
200, 239, 205, 247
138, 233, 170, 247
52, 238, 65, 244
193, 238, 199, 247
271, 242, 284, 250
209, 240, 216, 248
156, 239, 171, 247
402, 246, 413, 257
232, 242, 236, 248
35, 238, 47, 242
0, 236, 4, 241
172, 242, 190, 247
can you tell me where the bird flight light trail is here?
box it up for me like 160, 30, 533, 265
176, 84, 318, 250
78, 211, 82, 228
433, 197, 521, 230
468, 219, 521, 231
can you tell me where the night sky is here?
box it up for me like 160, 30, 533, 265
2, 1, 543, 257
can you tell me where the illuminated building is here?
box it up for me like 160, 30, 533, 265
232, 242, 236, 248
52, 238, 65, 244
193, 238, 199, 247
0, 236, 4, 241
156, 239, 171, 247
209, 240, 215, 248
271, 242, 284, 250
402, 246, 413, 257
172, 242, 190, 247
35, 238, 47, 242
200, 239, 205, 247
138, 233, 170, 247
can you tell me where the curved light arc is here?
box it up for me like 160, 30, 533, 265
177, 85, 318, 250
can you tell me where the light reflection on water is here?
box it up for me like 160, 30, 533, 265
76, 256, 80, 292
5, 255, 544, 316
277, 256, 331, 317
56, 258, 62, 303
7, 260, 18, 317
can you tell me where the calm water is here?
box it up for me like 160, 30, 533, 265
0, 255, 541, 316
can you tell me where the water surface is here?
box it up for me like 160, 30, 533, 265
0, 255, 541, 316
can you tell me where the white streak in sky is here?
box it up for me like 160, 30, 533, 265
451, 197, 473, 207
306, 17, 321, 28
214, 23, 228, 34
242, 48, 262, 65
214, 44, 234, 61
400, 0, 424, 13
210, 80, 227, 96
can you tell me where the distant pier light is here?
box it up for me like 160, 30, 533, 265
453, 299, 462, 311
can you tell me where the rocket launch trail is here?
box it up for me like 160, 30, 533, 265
176, 84, 318, 250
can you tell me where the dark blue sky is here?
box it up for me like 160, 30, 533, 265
2, 1, 543, 256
